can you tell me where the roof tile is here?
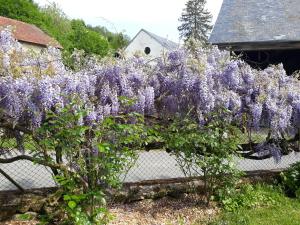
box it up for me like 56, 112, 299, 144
0, 16, 62, 48
209, 0, 300, 44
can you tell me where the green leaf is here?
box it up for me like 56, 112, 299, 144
63, 195, 71, 201
68, 201, 77, 209
98, 143, 110, 152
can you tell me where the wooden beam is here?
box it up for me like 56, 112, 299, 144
214, 41, 300, 51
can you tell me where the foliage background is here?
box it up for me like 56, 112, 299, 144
0, 0, 129, 58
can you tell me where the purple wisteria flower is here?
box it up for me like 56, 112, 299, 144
250, 103, 263, 129
255, 143, 282, 163
0, 29, 300, 143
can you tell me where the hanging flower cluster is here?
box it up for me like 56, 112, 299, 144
1, 28, 300, 141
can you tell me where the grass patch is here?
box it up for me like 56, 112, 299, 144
208, 184, 300, 225
0, 136, 36, 151
236, 130, 267, 144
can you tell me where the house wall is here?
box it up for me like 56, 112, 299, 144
125, 30, 167, 58
20, 42, 45, 53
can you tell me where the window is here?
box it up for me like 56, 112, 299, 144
114, 52, 121, 58
144, 47, 151, 55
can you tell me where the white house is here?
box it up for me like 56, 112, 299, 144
125, 29, 178, 58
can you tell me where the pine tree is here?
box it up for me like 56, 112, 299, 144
178, 0, 212, 43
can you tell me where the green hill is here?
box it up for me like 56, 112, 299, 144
0, 0, 129, 59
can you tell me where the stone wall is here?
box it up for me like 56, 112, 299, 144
0, 170, 282, 221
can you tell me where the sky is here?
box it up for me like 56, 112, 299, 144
33, 0, 223, 42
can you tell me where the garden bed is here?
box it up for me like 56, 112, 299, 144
2, 194, 218, 225
3, 181, 300, 225
109, 194, 218, 225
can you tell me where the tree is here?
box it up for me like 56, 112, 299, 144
0, 0, 44, 26
69, 19, 110, 56
87, 25, 130, 50
178, 0, 212, 43
40, 3, 73, 50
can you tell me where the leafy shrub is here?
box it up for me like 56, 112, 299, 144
163, 110, 243, 205
281, 161, 300, 198
220, 184, 280, 212
34, 97, 150, 224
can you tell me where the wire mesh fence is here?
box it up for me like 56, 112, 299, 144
0, 152, 56, 191
1, 135, 300, 191
124, 150, 300, 184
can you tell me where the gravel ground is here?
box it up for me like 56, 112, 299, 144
1, 195, 218, 225
109, 195, 218, 225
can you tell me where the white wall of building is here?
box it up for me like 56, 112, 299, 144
20, 42, 45, 53
125, 30, 167, 59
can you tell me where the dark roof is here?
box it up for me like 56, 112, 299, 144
142, 29, 178, 50
209, 0, 300, 46
0, 16, 62, 48
129, 29, 178, 50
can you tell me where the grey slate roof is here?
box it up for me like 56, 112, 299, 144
141, 29, 178, 50
209, 0, 300, 44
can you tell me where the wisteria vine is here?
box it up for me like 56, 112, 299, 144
1, 28, 300, 160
